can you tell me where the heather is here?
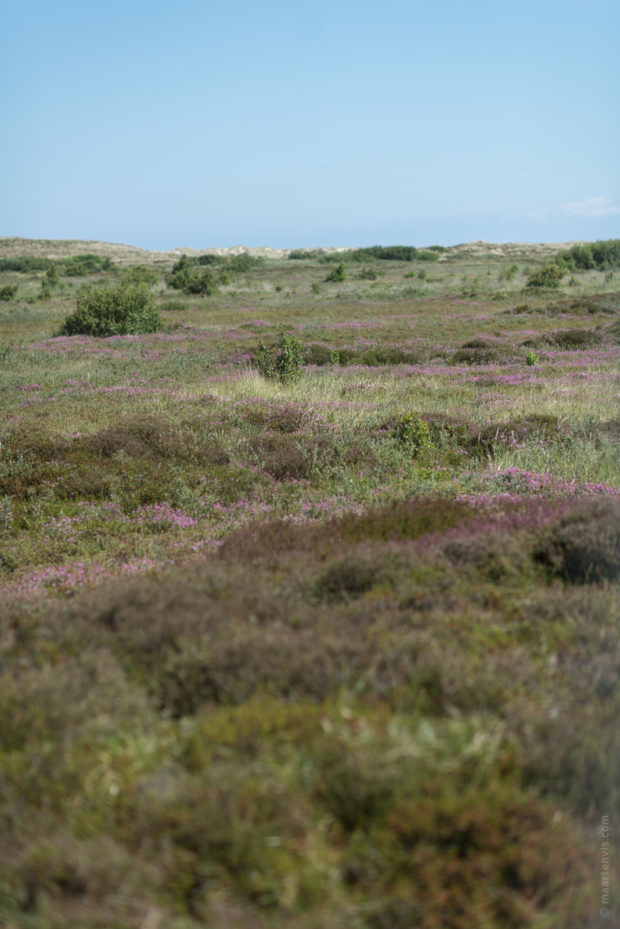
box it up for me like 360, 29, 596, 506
0, 241, 618, 928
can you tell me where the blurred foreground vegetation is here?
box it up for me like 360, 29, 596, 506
0, 239, 618, 927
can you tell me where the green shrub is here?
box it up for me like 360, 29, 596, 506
124, 265, 159, 286
60, 282, 163, 336
60, 254, 114, 276
555, 239, 620, 272
287, 249, 324, 260
0, 284, 18, 300
396, 414, 433, 453
168, 264, 219, 295
525, 351, 540, 366
358, 267, 379, 281
526, 264, 565, 289
45, 264, 60, 285
325, 261, 347, 283
348, 246, 418, 262
551, 328, 602, 349
254, 331, 304, 384
0, 256, 52, 272
197, 253, 226, 266
229, 253, 259, 273
451, 346, 498, 365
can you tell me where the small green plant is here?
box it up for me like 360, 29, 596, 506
358, 268, 379, 281
311, 282, 321, 294
0, 284, 17, 301
325, 262, 347, 283
396, 413, 433, 453
60, 282, 163, 336
255, 331, 304, 384
525, 351, 540, 366
45, 264, 60, 285
499, 263, 519, 282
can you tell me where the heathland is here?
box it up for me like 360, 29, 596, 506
0, 238, 618, 928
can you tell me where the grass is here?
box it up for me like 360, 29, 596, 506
0, 240, 618, 928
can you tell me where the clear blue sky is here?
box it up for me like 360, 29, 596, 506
2, 0, 619, 249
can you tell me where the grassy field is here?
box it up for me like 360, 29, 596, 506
0, 240, 618, 928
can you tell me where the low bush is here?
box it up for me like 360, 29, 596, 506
59, 282, 162, 336
123, 264, 159, 286
358, 267, 379, 280
324, 261, 347, 283
533, 499, 620, 583
168, 266, 219, 295
315, 553, 392, 602
348, 246, 418, 262
526, 264, 565, 289
551, 328, 602, 349
0, 284, 18, 300
60, 253, 114, 275
248, 432, 331, 480
396, 413, 433, 452
304, 342, 335, 366
287, 249, 324, 260
451, 346, 498, 365
254, 330, 304, 383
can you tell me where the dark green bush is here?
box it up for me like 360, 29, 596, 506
60, 253, 114, 275
168, 264, 220, 295
59, 282, 162, 336
287, 249, 324, 260
358, 267, 379, 280
197, 253, 226, 266
555, 239, 620, 272
451, 346, 499, 364
348, 246, 418, 262
526, 264, 565, 288
325, 261, 347, 283
0, 284, 18, 300
551, 328, 602, 349
228, 253, 259, 273
315, 554, 391, 602
533, 499, 620, 583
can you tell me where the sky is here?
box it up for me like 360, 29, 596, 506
2, 0, 619, 250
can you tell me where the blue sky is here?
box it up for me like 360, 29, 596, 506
2, 0, 619, 249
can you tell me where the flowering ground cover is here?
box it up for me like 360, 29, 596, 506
0, 245, 618, 928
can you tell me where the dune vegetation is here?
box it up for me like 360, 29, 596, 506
0, 239, 618, 928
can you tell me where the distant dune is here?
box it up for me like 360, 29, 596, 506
0, 236, 587, 266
